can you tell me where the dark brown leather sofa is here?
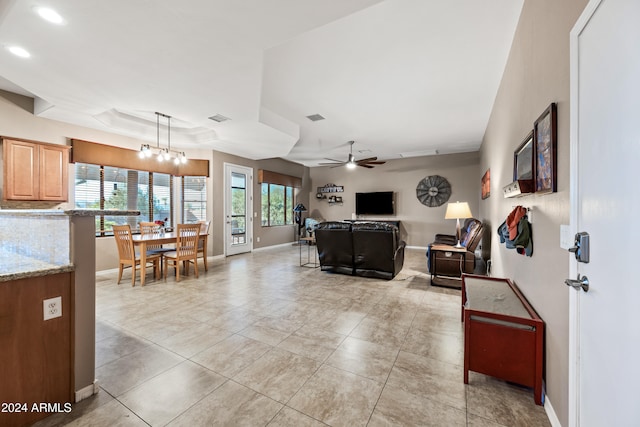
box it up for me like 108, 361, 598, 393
315, 221, 406, 279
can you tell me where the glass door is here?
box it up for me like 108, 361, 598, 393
224, 163, 252, 256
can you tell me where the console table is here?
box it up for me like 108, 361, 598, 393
461, 274, 545, 405
343, 219, 400, 228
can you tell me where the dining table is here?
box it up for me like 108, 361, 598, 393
132, 229, 208, 286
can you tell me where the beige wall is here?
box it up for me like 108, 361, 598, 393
208, 151, 310, 255
479, 0, 588, 424
309, 152, 480, 249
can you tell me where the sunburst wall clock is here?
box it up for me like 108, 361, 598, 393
416, 175, 452, 207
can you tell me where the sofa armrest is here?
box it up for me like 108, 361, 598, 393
433, 234, 457, 246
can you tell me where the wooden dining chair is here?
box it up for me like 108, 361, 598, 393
197, 220, 211, 271
139, 221, 174, 274
163, 223, 201, 282
112, 224, 161, 286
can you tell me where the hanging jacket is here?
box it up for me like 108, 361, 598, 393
498, 214, 533, 257
507, 205, 527, 240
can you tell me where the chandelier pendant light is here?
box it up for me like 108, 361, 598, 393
139, 112, 187, 164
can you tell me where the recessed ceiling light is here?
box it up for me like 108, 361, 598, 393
35, 7, 65, 25
8, 46, 31, 58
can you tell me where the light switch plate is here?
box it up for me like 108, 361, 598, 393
43, 296, 62, 321
560, 224, 572, 250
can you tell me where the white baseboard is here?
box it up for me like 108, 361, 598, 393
544, 395, 562, 427
75, 380, 99, 402
253, 242, 295, 252
406, 245, 428, 251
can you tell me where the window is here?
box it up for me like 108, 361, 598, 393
182, 176, 207, 223
75, 163, 174, 236
261, 183, 294, 227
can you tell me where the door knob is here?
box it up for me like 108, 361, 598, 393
565, 274, 589, 292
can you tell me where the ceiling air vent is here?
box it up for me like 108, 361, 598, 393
208, 114, 230, 123
306, 114, 325, 122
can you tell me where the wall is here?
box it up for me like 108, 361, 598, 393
478, 0, 588, 424
208, 151, 310, 255
309, 152, 480, 249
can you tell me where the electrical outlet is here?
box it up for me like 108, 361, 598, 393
256, 237, 260, 242
43, 296, 62, 321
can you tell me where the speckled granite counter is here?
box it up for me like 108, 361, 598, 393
0, 209, 137, 280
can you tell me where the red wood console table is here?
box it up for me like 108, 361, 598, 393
461, 274, 545, 405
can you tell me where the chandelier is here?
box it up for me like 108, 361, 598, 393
139, 112, 187, 164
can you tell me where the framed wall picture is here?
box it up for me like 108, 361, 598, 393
534, 103, 557, 193
514, 131, 534, 181
481, 169, 490, 199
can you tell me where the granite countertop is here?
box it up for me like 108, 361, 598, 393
0, 250, 74, 282
0, 209, 140, 216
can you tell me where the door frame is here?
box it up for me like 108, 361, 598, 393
223, 162, 253, 256
568, 1, 603, 425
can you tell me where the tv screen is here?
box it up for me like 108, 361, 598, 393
355, 191, 394, 215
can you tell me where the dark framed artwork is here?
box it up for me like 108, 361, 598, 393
481, 169, 490, 199
514, 131, 534, 181
534, 103, 557, 193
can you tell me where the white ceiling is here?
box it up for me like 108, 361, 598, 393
0, 0, 523, 166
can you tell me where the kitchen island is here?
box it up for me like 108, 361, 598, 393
0, 209, 137, 427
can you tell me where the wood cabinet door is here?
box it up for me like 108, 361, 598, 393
39, 144, 69, 201
2, 139, 39, 200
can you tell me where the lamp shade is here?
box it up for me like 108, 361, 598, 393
293, 203, 307, 212
444, 201, 472, 219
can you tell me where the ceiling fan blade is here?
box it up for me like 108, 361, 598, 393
323, 158, 345, 163
356, 157, 378, 163
362, 161, 386, 165
358, 164, 375, 169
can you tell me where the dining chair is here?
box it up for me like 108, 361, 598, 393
163, 223, 201, 282
197, 220, 211, 271
112, 224, 161, 286
139, 221, 174, 274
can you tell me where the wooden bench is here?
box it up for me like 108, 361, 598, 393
461, 274, 545, 405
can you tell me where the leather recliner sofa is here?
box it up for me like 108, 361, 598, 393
315, 221, 406, 279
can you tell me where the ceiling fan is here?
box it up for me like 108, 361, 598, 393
319, 141, 386, 169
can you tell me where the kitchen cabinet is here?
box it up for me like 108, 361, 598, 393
2, 138, 69, 201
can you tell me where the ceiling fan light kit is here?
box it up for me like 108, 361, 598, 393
319, 141, 386, 169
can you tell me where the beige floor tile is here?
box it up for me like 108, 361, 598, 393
386, 350, 466, 410
95, 344, 184, 397
349, 317, 410, 349
44, 247, 549, 427
234, 347, 321, 403
325, 336, 398, 383
191, 334, 272, 377
95, 331, 152, 368
32, 388, 115, 427
118, 361, 226, 426
288, 365, 383, 427
277, 325, 345, 362
401, 327, 464, 366
466, 373, 551, 427
167, 380, 283, 426
62, 399, 149, 427
369, 383, 466, 427
157, 322, 232, 358
267, 407, 327, 426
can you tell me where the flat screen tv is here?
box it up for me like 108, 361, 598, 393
355, 191, 394, 215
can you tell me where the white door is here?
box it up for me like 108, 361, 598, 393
224, 163, 253, 256
569, 0, 640, 425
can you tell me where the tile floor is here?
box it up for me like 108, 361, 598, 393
34, 247, 550, 427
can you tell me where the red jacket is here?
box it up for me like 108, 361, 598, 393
507, 206, 527, 240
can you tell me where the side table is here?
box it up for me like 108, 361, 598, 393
299, 237, 318, 268
429, 244, 470, 289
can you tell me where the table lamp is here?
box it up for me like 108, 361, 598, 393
444, 201, 472, 248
